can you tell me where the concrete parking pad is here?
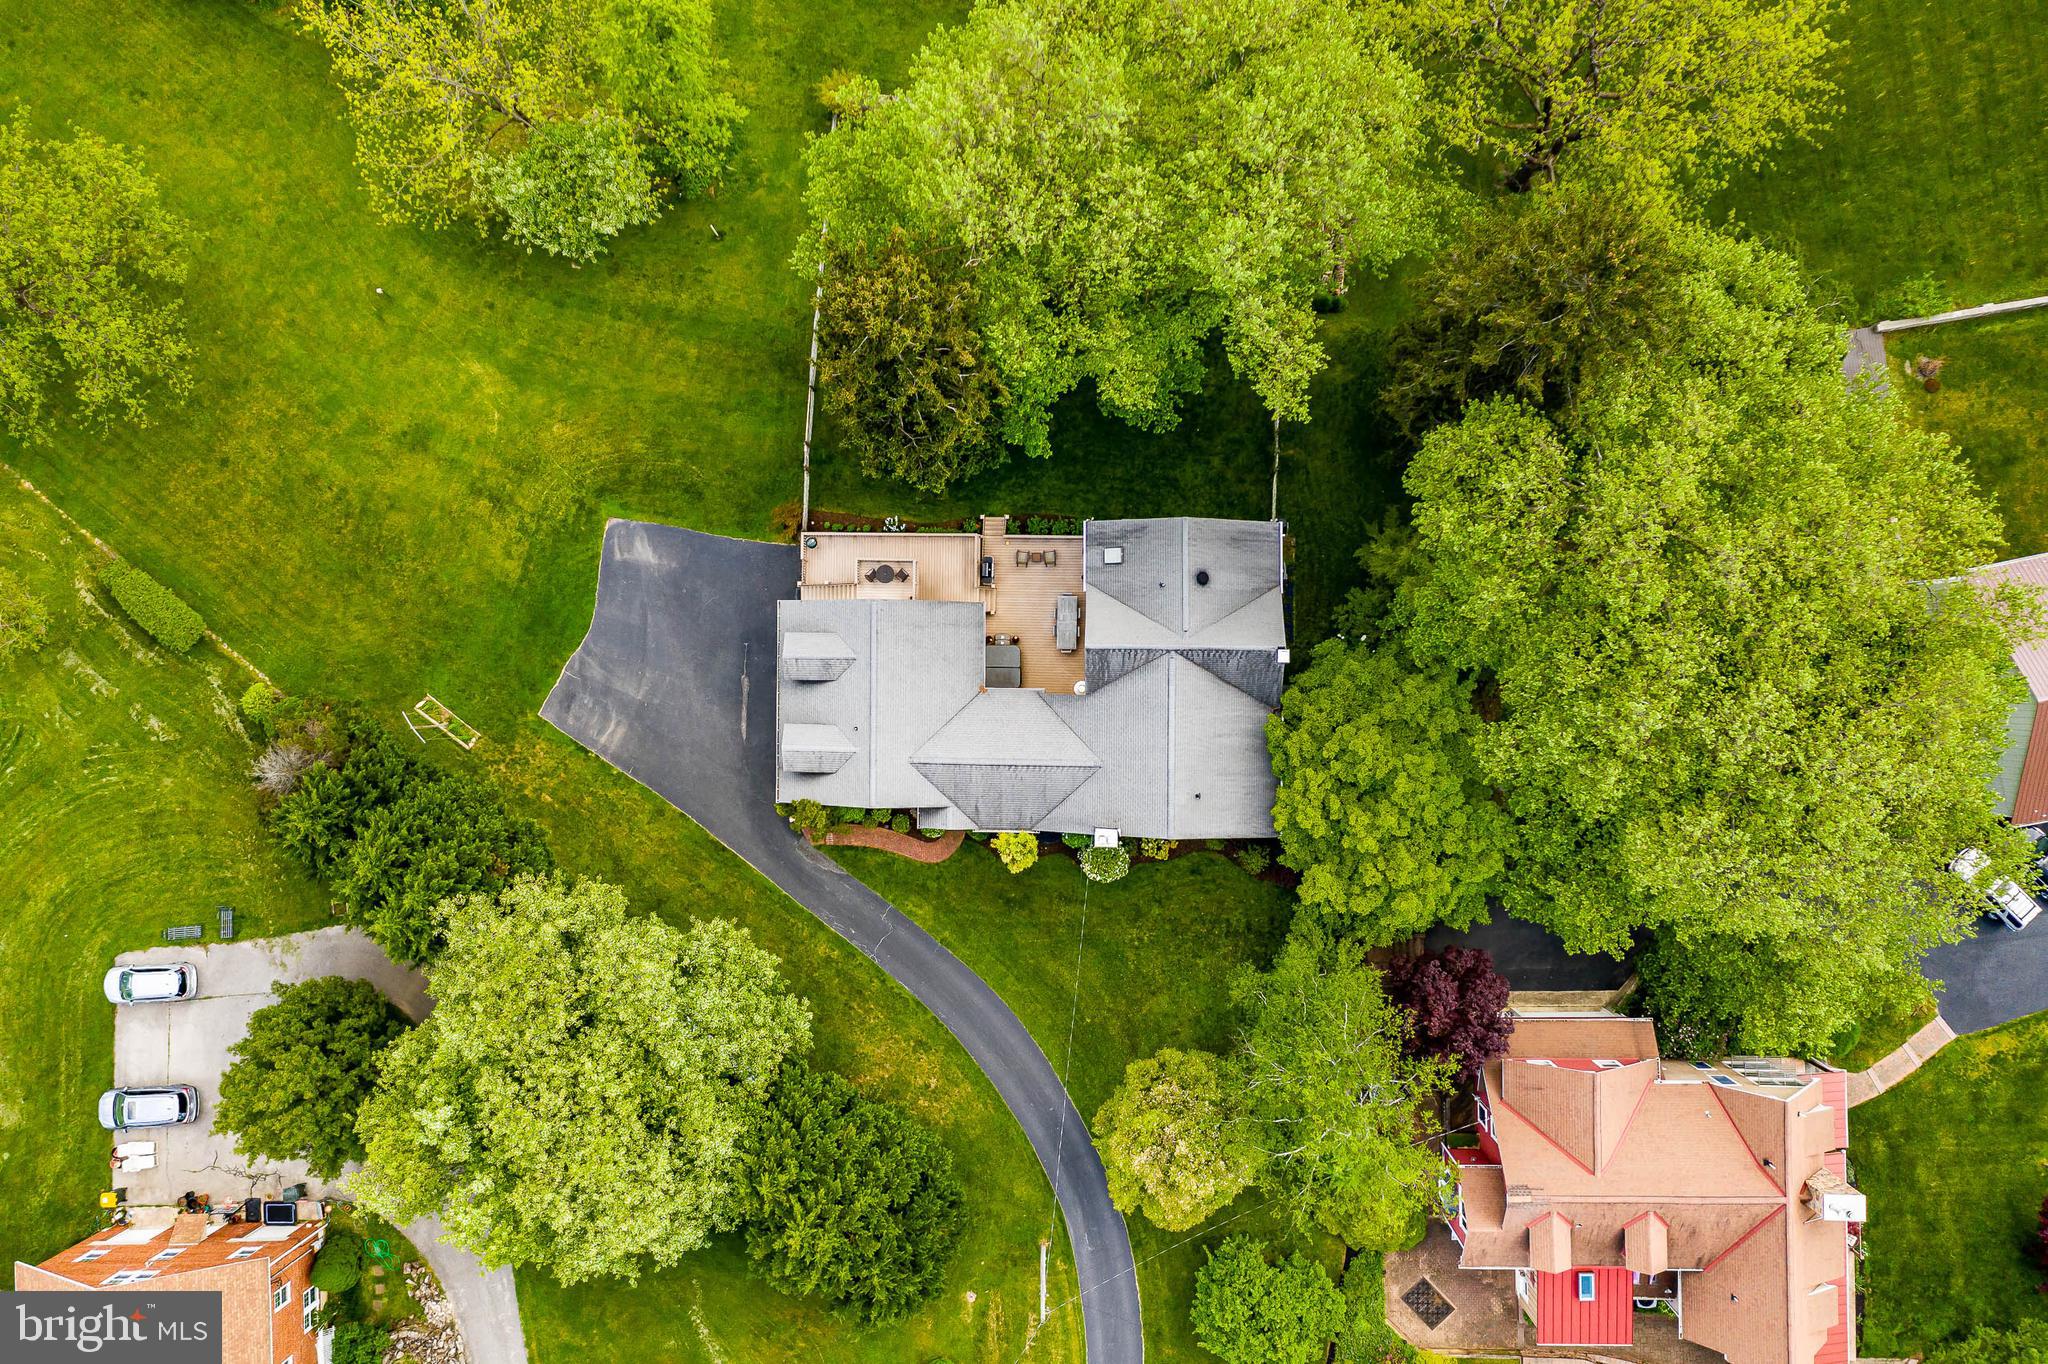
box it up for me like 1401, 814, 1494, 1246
109, 927, 427, 1209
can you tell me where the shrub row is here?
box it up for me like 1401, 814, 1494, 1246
98, 560, 205, 652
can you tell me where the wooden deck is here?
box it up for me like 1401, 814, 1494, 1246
798, 532, 984, 602
983, 523, 1084, 693
796, 520, 1085, 691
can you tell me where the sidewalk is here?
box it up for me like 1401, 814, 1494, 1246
1844, 1014, 1957, 1106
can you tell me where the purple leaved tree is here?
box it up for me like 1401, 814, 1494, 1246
1383, 946, 1512, 1081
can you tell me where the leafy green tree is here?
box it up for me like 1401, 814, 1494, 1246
0, 113, 190, 440
1190, 1235, 1344, 1364
1401, 0, 1839, 192
333, 774, 555, 964
1093, 1048, 1258, 1232
353, 876, 812, 1283
475, 110, 660, 260
802, 0, 1439, 461
301, 0, 741, 261
1387, 231, 2041, 1050
1268, 637, 1510, 945
331, 1323, 390, 1364
1924, 1321, 2048, 1364
737, 1062, 965, 1323
1231, 926, 1451, 1249
213, 977, 411, 1179
1384, 187, 1682, 437
816, 231, 1008, 493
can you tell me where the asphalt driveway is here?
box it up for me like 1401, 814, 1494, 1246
541, 521, 1145, 1364
1923, 920, 2048, 1034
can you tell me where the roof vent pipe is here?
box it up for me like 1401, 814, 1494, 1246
1195, 569, 1210, 586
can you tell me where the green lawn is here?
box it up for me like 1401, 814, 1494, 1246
1852, 1012, 2048, 1355
0, 0, 1103, 1356
830, 842, 1328, 1359
1887, 312, 2048, 557
0, 482, 331, 1262
1722, 0, 2048, 313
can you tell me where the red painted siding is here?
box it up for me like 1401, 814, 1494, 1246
1535, 1268, 1634, 1346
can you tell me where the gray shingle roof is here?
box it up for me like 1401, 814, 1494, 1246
775, 518, 1285, 836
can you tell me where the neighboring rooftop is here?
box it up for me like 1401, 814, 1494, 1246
778, 516, 1287, 838
1452, 1014, 1858, 1364
1965, 555, 2048, 824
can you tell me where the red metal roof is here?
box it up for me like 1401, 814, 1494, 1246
1535, 1267, 1635, 1346
2015, 701, 2048, 826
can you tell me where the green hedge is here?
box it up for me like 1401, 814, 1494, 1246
99, 561, 205, 652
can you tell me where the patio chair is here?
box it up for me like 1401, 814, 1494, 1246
1043, 548, 1057, 567
1016, 550, 1029, 566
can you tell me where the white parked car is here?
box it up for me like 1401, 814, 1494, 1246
98, 1085, 200, 1130
103, 964, 197, 1004
1949, 848, 2042, 931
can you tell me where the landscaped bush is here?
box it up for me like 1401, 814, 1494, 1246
309, 1231, 364, 1294
1333, 1251, 1413, 1364
1061, 832, 1094, 850
1080, 844, 1130, 884
786, 798, 830, 837
1191, 1235, 1344, 1364
1234, 844, 1271, 876
329, 1321, 389, 1364
889, 813, 912, 834
832, 806, 867, 826
992, 830, 1038, 874
251, 743, 319, 797
239, 681, 284, 733
1139, 837, 1175, 861
864, 808, 889, 827
97, 560, 204, 652
0, 568, 51, 659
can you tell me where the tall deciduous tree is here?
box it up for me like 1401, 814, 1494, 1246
1189, 1235, 1345, 1364
353, 876, 812, 1282
1232, 926, 1450, 1249
737, 1062, 965, 1323
802, 0, 1439, 466
1388, 231, 2041, 1051
1093, 1048, 1260, 1232
1384, 187, 1683, 438
0, 114, 190, 441
1400, 0, 1840, 192
815, 231, 1007, 493
1268, 638, 1510, 945
1381, 947, 1511, 1080
214, 977, 410, 1179
301, 0, 741, 261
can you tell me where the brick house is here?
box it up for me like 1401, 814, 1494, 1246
1448, 1014, 1861, 1364
14, 1215, 327, 1364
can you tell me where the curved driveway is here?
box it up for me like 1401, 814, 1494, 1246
540, 520, 1142, 1364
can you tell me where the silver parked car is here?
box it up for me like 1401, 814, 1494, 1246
98, 1085, 200, 1130
1949, 847, 2042, 931
102, 963, 198, 1004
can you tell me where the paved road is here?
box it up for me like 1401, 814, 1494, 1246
113, 930, 529, 1364
1923, 922, 2048, 1034
540, 521, 1143, 1364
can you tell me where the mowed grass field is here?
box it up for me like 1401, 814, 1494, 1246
1851, 1012, 2048, 1355
0, 0, 1119, 1356
831, 843, 1330, 1361
1722, 0, 2048, 558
